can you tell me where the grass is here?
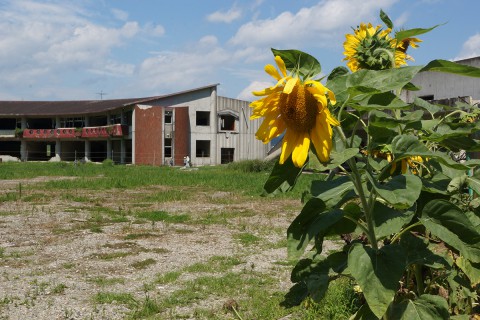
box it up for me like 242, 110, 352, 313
0, 161, 359, 318
88, 276, 125, 287
0, 161, 314, 198
136, 210, 190, 223
233, 232, 261, 246
131, 258, 156, 270
93, 292, 137, 309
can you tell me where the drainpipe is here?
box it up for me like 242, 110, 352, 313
20, 117, 27, 161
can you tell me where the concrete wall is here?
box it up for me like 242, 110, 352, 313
402, 56, 480, 103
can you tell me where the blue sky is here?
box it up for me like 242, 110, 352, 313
0, 0, 478, 101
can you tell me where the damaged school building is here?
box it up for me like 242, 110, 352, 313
0, 84, 269, 166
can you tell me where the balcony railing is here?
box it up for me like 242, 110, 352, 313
20, 124, 128, 139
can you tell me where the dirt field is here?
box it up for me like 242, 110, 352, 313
0, 176, 339, 319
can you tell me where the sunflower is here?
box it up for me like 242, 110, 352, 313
250, 56, 338, 168
343, 23, 420, 72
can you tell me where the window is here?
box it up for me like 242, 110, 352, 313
221, 148, 234, 164
164, 138, 172, 158
196, 111, 210, 126
165, 110, 173, 124
110, 114, 122, 125
220, 115, 235, 131
419, 95, 434, 101
196, 140, 210, 157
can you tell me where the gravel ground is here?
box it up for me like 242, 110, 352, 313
0, 177, 340, 320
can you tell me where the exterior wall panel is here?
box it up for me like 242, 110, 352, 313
174, 107, 190, 166
134, 105, 163, 166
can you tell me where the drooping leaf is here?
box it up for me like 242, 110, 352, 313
287, 198, 326, 259
263, 156, 304, 194
412, 97, 442, 115
328, 66, 349, 80
421, 59, 480, 78
349, 304, 379, 320
311, 175, 356, 209
271, 48, 321, 79
352, 91, 410, 110
385, 294, 449, 320
373, 202, 415, 239
291, 253, 329, 281
366, 172, 422, 209
420, 199, 480, 263
420, 173, 451, 195
287, 198, 345, 259
400, 232, 452, 269
348, 244, 406, 318
325, 202, 361, 237
455, 256, 480, 286
392, 135, 472, 170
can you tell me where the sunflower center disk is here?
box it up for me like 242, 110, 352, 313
279, 84, 317, 133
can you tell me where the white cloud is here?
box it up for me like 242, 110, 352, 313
236, 80, 273, 101
0, 1, 148, 99
135, 40, 230, 93
112, 8, 129, 21
229, 0, 397, 47
455, 33, 480, 61
207, 6, 242, 23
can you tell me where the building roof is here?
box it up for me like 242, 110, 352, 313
0, 84, 218, 117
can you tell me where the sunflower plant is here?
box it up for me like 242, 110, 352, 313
253, 10, 480, 319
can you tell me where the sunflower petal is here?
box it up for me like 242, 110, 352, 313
292, 132, 310, 167
265, 64, 282, 81
283, 78, 299, 94
310, 113, 332, 162
275, 56, 287, 77
279, 129, 296, 165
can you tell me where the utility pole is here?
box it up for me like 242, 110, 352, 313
96, 91, 107, 100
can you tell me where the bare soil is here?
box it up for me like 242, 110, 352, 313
0, 176, 339, 320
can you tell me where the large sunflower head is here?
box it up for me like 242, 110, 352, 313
250, 55, 339, 168
343, 23, 421, 72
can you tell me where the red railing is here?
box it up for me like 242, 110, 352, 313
21, 124, 128, 139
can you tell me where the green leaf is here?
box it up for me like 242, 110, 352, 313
392, 135, 471, 170
421, 59, 480, 78
413, 97, 442, 115
420, 199, 480, 263
327, 66, 349, 80
314, 148, 359, 171
373, 202, 415, 239
400, 232, 452, 269
311, 175, 356, 209
420, 173, 451, 195
291, 254, 325, 282
352, 92, 410, 111
380, 10, 393, 29
348, 244, 406, 318
271, 48, 321, 79
287, 198, 344, 259
455, 256, 480, 286
385, 294, 449, 320
326, 67, 423, 106
263, 156, 304, 194
466, 176, 480, 196
350, 304, 379, 320
366, 173, 422, 209
395, 24, 441, 42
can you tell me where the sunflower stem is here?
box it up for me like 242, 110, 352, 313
335, 126, 378, 250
